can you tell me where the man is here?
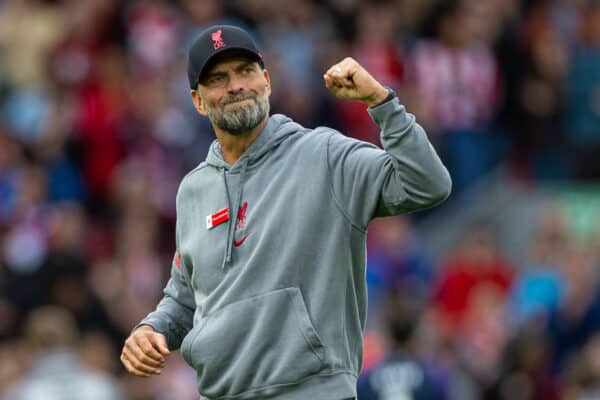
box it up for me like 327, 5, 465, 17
357, 295, 447, 400
120, 25, 451, 400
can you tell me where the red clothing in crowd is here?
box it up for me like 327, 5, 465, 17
433, 255, 515, 330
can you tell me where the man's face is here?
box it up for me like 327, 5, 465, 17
192, 55, 271, 136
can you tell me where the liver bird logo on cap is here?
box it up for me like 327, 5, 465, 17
211, 29, 226, 50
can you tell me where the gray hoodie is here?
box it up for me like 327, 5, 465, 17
138, 98, 451, 400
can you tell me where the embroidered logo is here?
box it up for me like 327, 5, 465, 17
211, 29, 226, 50
233, 233, 250, 247
234, 202, 250, 247
236, 202, 248, 230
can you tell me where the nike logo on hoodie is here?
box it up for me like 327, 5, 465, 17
233, 233, 250, 247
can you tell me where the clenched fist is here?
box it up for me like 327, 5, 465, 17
323, 57, 390, 107
121, 325, 171, 377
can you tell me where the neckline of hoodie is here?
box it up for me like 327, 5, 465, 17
207, 114, 302, 170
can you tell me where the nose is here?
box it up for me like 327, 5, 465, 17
226, 73, 245, 94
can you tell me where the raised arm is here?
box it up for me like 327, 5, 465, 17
324, 57, 452, 229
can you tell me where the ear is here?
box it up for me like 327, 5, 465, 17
190, 89, 208, 116
263, 69, 272, 97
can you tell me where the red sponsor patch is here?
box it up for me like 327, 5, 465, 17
206, 207, 229, 230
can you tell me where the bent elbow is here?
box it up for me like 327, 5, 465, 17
428, 170, 452, 206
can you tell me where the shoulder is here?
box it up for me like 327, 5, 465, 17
175, 161, 211, 203
278, 123, 342, 154
183, 160, 210, 180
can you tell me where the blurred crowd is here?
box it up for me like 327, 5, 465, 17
0, 0, 599, 399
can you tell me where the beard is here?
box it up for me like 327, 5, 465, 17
204, 90, 270, 136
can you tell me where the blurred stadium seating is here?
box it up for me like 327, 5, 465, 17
1, 0, 600, 399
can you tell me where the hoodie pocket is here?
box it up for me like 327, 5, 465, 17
180, 287, 326, 398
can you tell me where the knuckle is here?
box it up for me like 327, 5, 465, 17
126, 336, 138, 347
140, 342, 151, 352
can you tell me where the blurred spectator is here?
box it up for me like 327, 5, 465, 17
124, 0, 183, 79
0, 340, 31, 396
260, 0, 337, 128
333, 0, 404, 144
0, 0, 65, 88
2, 164, 50, 312
366, 216, 434, 329
511, 0, 570, 180
4, 306, 123, 400
71, 46, 130, 207
358, 293, 448, 400
431, 221, 514, 339
0, 129, 23, 224
487, 325, 559, 400
547, 243, 600, 373
564, 1, 600, 179
408, 0, 503, 192
561, 332, 600, 400
509, 205, 569, 325
35, 92, 86, 204
109, 211, 165, 332
458, 275, 511, 385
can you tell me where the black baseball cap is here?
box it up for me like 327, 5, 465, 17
187, 25, 264, 89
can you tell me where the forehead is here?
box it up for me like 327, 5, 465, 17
203, 52, 261, 75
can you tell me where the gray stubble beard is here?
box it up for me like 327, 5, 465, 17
205, 91, 270, 136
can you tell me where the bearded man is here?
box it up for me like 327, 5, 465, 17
120, 25, 451, 400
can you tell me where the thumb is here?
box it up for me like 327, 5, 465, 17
152, 333, 171, 356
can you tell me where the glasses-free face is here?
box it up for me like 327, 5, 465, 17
191, 56, 271, 136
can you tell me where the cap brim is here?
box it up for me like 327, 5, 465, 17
197, 48, 264, 86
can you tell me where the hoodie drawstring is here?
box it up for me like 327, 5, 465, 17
221, 168, 233, 268
221, 158, 249, 268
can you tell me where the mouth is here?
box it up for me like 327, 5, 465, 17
224, 98, 254, 106
229, 98, 251, 103
222, 94, 257, 106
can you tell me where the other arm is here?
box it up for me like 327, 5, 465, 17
121, 235, 196, 376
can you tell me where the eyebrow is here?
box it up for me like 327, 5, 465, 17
205, 61, 256, 78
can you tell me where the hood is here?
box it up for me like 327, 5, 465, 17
205, 113, 302, 171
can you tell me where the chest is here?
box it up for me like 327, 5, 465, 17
177, 159, 330, 296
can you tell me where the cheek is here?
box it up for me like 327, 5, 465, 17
254, 81, 269, 97
200, 88, 225, 108
203, 95, 223, 111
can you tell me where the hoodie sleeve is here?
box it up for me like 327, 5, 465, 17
135, 231, 196, 351
326, 97, 451, 230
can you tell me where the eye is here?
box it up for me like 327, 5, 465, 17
241, 65, 255, 75
207, 75, 226, 85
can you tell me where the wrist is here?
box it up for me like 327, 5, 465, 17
366, 85, 394, 107
136, 324, 156, 332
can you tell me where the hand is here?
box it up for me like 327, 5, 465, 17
323, 57, 389, 107
121, 325, 171, 377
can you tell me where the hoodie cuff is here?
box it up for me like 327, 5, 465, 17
133, 317, 180, 351
367, 97, 412, 134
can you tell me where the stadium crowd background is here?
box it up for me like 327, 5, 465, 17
1, 0, 600, 398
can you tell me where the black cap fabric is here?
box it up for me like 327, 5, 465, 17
187, 25, 264, 89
